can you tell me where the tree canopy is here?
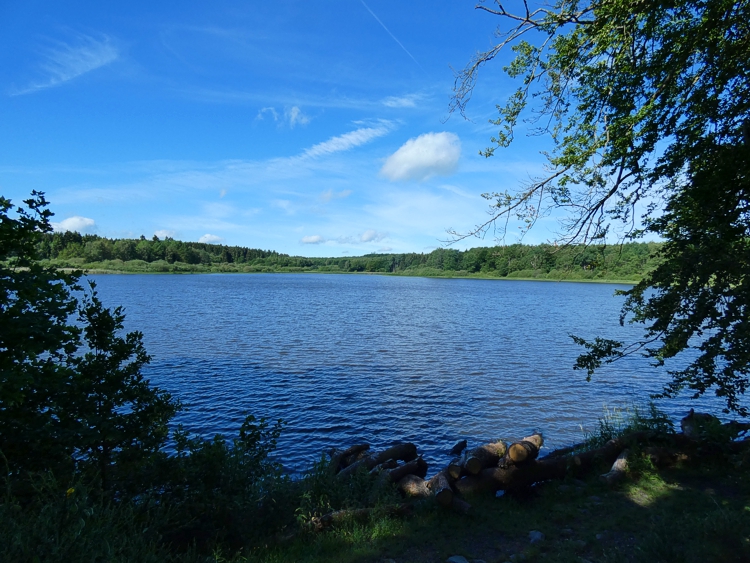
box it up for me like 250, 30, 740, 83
453, 0, 750, 414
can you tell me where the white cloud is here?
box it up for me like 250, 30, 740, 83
301, 235, 325, 244
285, 106, 310, 128
320, 189, 352, 202
360, 229, 387, 243
219, 189, 227, 198
198, 233, 222, 244
256, 107, 279, 121
380, 132, 461, 182
381, 94, 423, 108
302, 124, 391, 159
378, 246, 393, 252
154, 229, 176, 239
14, 33, 118, 95
52, 216, 95, 233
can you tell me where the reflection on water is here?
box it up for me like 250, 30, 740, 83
91, 273, 719, 472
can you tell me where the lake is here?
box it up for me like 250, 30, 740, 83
90, 273, 716, 472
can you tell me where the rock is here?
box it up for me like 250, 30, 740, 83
446, 557, 470, 563
529, 530, 544, 543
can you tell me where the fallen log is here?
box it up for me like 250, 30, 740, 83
386, 456, 428, 483
369, 459, 398, 475
505, 433, 544, 465
464, 440, 507, 475
449, 439, 468, 456
329, 443, 370, 472
427, 469, 454, 507
450, 496, 472, 514
599, 449, 629, 486
337, 443, 418, 479
397, 474, 432, 499
456, 436, 626, 494
447, 456, 464, 480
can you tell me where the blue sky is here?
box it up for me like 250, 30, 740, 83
1, 0, 558, 257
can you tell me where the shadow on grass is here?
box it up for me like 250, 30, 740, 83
254, 459, 750, 563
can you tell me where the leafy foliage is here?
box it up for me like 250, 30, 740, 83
453, 0, 750, 414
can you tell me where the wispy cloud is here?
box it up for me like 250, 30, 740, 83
52, 216, 95, 233
285, 106, 310, 128
360, 1, 425, 73
320, 189, 352, 202
13, 33, 119, 95
154, 229, 176, 239
302, 123, 392, 159
381, 132, 461, 182
301, 235, 325, 244
382, 94, 424, 108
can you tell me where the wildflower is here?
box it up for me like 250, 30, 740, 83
66, 487, 75, 497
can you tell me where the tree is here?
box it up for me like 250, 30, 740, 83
452, 0, 750, 414
0, 192, 179, 486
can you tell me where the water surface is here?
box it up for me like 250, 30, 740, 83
91, 273, 715, 472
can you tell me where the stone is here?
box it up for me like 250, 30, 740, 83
529, 530, 545, 543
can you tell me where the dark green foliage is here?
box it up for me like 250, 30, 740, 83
69, 286, 179, 491
452, 0, 750, 414
0, 192, 83, 478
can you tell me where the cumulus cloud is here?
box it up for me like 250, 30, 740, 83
302, 124, 391, 159
360, 229, 387, 243
285, 106, 310, 128
198, 233, 222, 244
14, 33, 119, 95
154, 229, 176, 239
52, 216, 95, 233
380, 132, 461, 182
320, 189, 352, 202
301, 235, 325, 244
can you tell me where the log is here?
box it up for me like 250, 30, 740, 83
329, 443, 370, 471
464, 440, 507, 475
386, 456, 428, 483
427, 469, 454, 507
369, 459, 398, 475
449, 439, 468, 456
447, 456, 464, 480
397, 474, 432, 499
337, 443, 418, 479
456, 436, 626, 494
599, 449, 629, 485
506, 433, 544, 465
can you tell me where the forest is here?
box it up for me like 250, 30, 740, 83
35, 231, 661, 281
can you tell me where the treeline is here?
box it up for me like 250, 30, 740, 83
37, 231, 662, 280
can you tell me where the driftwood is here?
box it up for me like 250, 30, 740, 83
427, 469, 454, 507
450, 496, 472, 514
369, 459, 398, 475
397, 475, 432, 499
464, 440, 507, 475
505, 433, 544, 465
600, 449, 629, 485
338, 443, 418, 479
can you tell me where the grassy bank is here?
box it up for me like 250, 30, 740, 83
40, 258, 640, 284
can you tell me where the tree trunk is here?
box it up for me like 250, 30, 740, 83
427, 469, 454, 507
447, 456, 464, 479
337, 443, 418, 479
599, 449, 629, 485
386, 456, 428, 483
397, 475, 432, 499
464, 440, 507, 475
506, 433, 543, 465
